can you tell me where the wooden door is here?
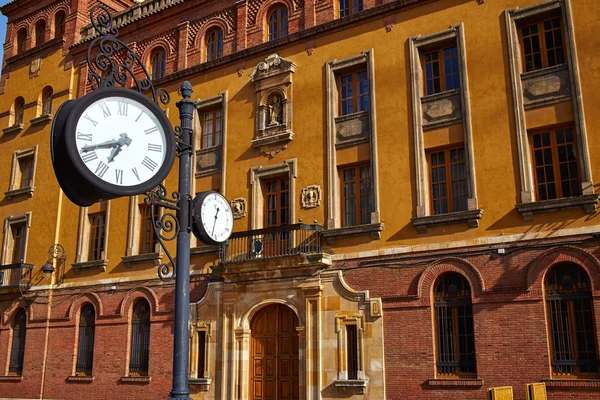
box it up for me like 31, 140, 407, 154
263, 178, 290, 256
251, 304, 299, 400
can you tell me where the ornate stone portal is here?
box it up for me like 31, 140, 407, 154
250, 54, 296, 158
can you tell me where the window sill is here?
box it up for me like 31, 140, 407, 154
322, 223, 384, 244
251, 128, 294, 157
121, 252, 161, 269
411, 209, 483, 234
426, 378, 484, 387
189, 377, 212, 391
334, 379, 369, 395
72, 259, 108, 273
0, 375, 23, 382
66, 375, 94, 383
517, 194, 599, 221
120, 376, 151, 384
190, 245, 220, 255
543, 378, 600, 388
2, 124, 24, 135
30, 114, 53, 126
4, 186, 34, 198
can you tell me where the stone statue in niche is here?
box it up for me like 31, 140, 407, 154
268, 95, 282, 126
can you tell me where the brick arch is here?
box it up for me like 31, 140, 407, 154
50, 6, 70, 36
66, 292, 104, 321
118, 286, 160, 317
193, 18, 230, 51
256, 0, 295, 26
2, 300, 31, 325
12, 23, 30, 48
140, 38, 173, 67
527, 246, 600, 293
417, 257, 484, 300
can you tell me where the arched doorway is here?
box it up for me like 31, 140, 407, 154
250, 304, 299, 400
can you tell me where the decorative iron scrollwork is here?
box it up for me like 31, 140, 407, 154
86, 4, 170, 106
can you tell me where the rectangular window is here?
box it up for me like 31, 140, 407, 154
520, 16, 565, 72
428, 147, 468, 215
530, 126, 581, 201
18, 156, 34, 189
341, 164, 372, 227
10, 223, 26, 264
139, 204, 158, 254
339, 0, 363, 18
338, 70, 369, 116
422, 46, 460, 96
197, 331, 206, 378
201, 109, 223, 149
264, 178, 290, 256
346, 325, 358, 380
88, 213, 106, 261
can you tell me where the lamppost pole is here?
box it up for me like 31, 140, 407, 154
169, 81, 194, 400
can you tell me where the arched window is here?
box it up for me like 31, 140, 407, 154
150, 47, 166, 80
129, 299, 151, 376
42, 86, 53, 115
54, 11, 66, 38
35, 20, 46, 46
268, 5, 288, 41
16, 28, 27, 53
205, 28, 223, 62
339, 0, 363, 18
14, 97, 25, 126
545, 263, 598, 376
434, 273, 476, 377
76, 304, 96, 376
9, 309, 27, 375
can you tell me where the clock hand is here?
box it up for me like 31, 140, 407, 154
81, 139, 120, 152
212, 208, 220, 236
107, 134, 132, 163
107, 146, 122, 163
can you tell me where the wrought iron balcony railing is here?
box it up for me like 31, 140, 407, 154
222, 223, 324, 263
0, 262, 33, 289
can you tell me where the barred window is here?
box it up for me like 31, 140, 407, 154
434, 273, 476, 377
76, 304, 96, 376
268, 6, 288, 41
546, 264, 599, 377
129, 299, 151, 376
9, 309, 27, 375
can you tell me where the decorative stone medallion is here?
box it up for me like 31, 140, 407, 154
230, 198, 247, 219
301, 185, 321, 209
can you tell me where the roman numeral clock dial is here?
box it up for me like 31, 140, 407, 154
51, 88, 176, 206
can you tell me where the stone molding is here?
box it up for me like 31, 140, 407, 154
322, 223, 384, 244
426, 378, 483, 387
505, 0, 593, 204
326, 50, 380, 230
4, 186, 34, 199
121, 252, 161, 269
66, 375, 94, 383
119, 376, 151, 384
30, 113, 52, 126
190, 245, 220, 255
72, 259, 109, 273
522, 64, 571, 108
335, 111, 369, 148
411, 209, 483, 234
2, 124, 24, 135
516, 194, 599, 221
409, 23, 478, 219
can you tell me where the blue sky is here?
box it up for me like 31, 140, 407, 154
0, 0, 13, 73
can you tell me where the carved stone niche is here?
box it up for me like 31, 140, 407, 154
521, 64, 571, 109
250, 54, 296, 158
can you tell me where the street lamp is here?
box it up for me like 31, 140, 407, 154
41, 244, 66, 284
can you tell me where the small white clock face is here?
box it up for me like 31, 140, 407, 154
200, 193, 233, 243
74, 96, 168, 187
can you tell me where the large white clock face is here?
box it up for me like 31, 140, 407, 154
75, 96, 168, 187
200, 193, 233, 243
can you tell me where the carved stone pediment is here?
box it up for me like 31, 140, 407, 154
251, 54, 296, 158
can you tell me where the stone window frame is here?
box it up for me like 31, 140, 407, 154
505, 0, 597, 220
324, 50, 382, 241
1, 213, 32, 265
73, 203, 111, 272
122, 196, 163, 269
188, 322, 212, 388
333, 314, 368, 394
249, 158, 297, 230
5, 146, 37, 198
409, 23, 482, 233
193, 91, 228, 180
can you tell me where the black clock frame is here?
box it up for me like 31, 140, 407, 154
64, 87, 176, 199
191, 191, 233, 246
